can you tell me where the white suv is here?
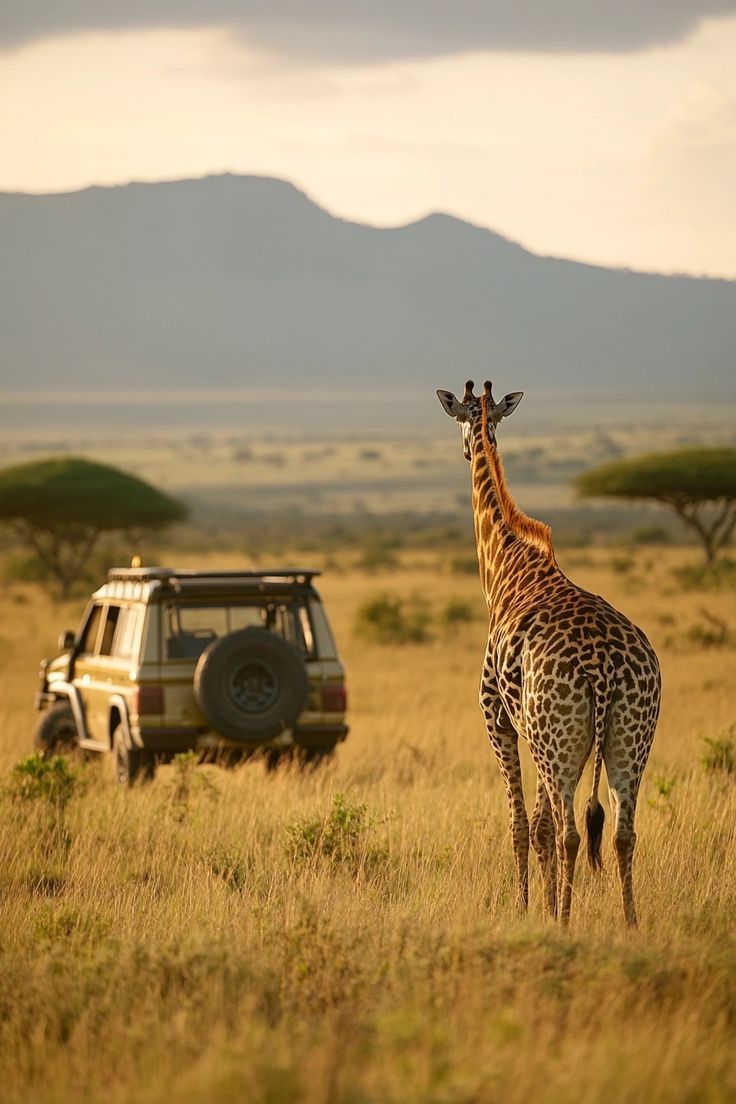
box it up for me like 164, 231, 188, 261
35, 567, 348, 783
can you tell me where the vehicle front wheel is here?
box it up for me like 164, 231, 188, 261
112, 725, 155, 787
34, 702, 78, 757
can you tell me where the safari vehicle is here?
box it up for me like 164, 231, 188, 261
34, 567, 348, 784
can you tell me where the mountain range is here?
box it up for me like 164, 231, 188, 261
1, 174, 734, 426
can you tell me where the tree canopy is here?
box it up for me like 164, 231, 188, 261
0, 457, 186, 530
576, 447, 736, 563
0, 457, 188, 596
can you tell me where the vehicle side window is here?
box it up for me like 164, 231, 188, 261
297, 605, 315, 656
78, 604, 104, 655
277, 604, 300, 650
98, 604, 122, 656
113, 607, 143, 660
309, 601, 337, 659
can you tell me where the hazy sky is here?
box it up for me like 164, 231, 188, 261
1, 3, 735, 276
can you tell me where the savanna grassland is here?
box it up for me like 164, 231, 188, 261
0, 545, 735, 1104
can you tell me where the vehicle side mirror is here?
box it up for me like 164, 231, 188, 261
59, 630, 76, 651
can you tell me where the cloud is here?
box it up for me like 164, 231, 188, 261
2, 1, 736, 60
629, 86, 736, 272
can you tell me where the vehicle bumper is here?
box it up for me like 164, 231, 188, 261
138, 726, 208, 752
137, 721, 349, 753
293, 723, 349, 749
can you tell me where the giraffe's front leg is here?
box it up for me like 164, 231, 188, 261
480, 677, 528, 915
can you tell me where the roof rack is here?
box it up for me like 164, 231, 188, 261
106, 567, 321, 586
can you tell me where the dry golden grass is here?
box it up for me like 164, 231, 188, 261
0, 546, 735, 1104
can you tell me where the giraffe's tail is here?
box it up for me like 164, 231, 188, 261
583, 658, 616, 873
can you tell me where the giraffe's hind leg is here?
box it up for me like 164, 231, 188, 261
609, 786, 638, 928
551, 754, 593, 926
606, 757, 646, 928
551, 789, 580, 927
487, 727, 529, 914
524, 712, 588, 925
605, 720, 656, 928
481, 662, 527, 914
530, 778, 557, 919
481, 683, 528, 913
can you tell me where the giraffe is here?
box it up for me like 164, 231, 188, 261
437, 380, 661, 926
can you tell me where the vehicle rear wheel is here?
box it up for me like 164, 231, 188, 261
112, 725, 155, 787
34, 702, 78, 756
194, 628, 309, 742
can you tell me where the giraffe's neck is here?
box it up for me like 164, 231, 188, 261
470, 408, 556, 615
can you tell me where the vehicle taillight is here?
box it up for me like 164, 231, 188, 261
133, 686, 164, 715
321, 683, 347, 712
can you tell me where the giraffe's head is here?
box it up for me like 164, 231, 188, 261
436, 380, 524, 460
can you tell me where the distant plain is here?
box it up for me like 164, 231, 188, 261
1, 413, 735, 529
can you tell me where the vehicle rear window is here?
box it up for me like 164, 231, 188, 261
165, 600, 317, 660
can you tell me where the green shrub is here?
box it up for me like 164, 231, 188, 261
441, 597, 477, 627
683, 611, 733, 649
652, 775, 676, 798
647, 775, 677, 811
34, 904, 112, 943
355, 538, 401, 573
627, 525, 673, 547
449, 554, 479, 575
285, 793, 384, 873
673, 558, 736, 591
354, 594, 431, 644
701, 733, 735, 775
7, 752, 79, 810
207, 845, 250, 892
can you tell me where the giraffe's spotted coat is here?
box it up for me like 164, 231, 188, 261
438, 383, 661, 926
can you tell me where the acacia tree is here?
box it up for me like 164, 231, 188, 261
576, 447, 736, 564
0, 457, 188, 597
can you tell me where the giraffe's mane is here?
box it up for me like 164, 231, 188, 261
480, 395, 555, 560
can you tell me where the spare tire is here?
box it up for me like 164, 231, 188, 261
193, 628, 309, 742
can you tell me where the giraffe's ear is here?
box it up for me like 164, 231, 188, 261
496, 392, 524, 420
436, 389, 467, 419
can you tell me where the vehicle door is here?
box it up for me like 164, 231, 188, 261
70, 602, 103, 740
72, 602, 125, 742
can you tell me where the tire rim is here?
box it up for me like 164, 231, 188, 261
227, 659, 278, 713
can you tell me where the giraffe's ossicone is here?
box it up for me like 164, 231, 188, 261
437, 380, 660, 926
